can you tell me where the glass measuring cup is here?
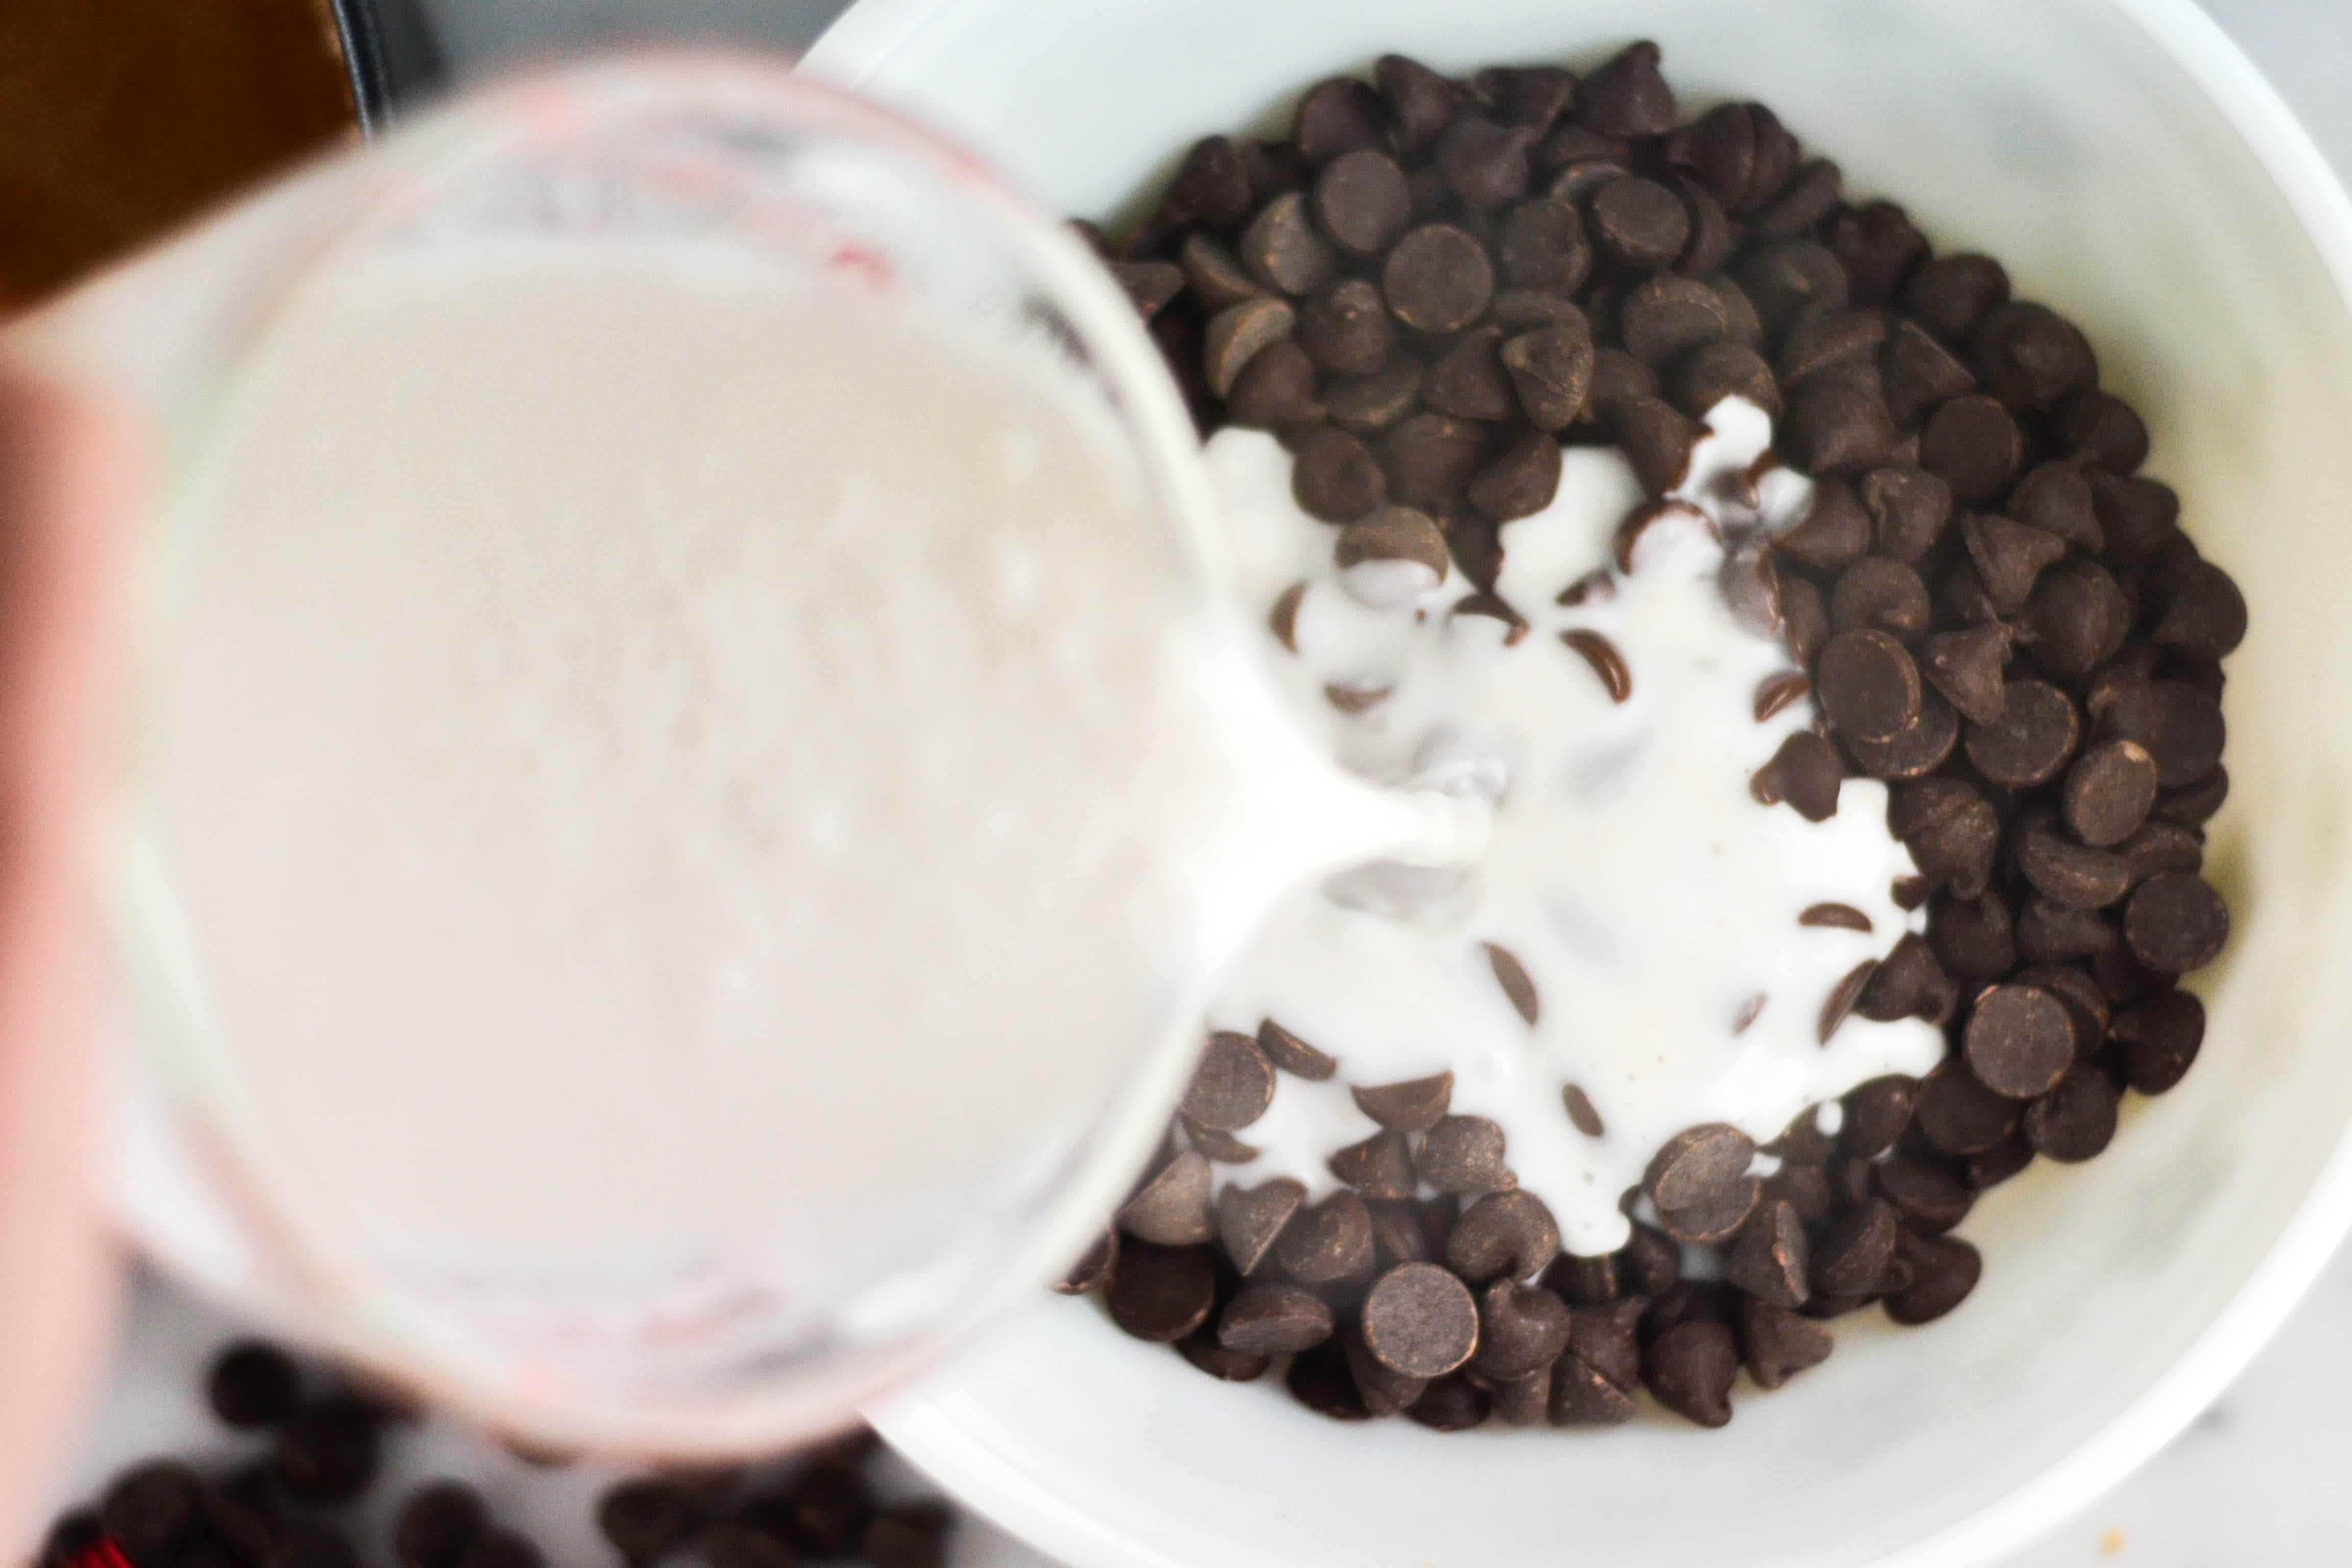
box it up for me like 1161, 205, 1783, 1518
12, 56, 1422, 1455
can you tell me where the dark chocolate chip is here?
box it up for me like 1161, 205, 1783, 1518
1971, 301, 2096, 410
1774, 481, 1870, 572
1841, 1074, 1924, 1156
2113, 989, 2206, 1095
2016, 819, 2132, 911
2088, 472, 2183, 564
1621, 275, 1730, 366
1779, 303, 1887, 386
1587, 176, 1690, 273
1294, 78, 1387, 164
1964, 984, 2075, 1098
1825, 200, 1929, 304
1830, 557, 1931, 640
1276, 1191, 1377, 1284
2011, 462, 2102, 551
1380, 412, 1490, 508
1109, 260, 1185, 321
1467, 1279, 1573, 1382
1738, 239, 1850, 335
1783, 377, 1898, 474
2024, 1067, 2123, 1162
1498, 321, 1596, 432
1181, 1031, 1277, 1131
1724, 1198, 1810, 1309
1336, 506, 1450, 578
1240, 192, 1334, 297
1781, 574, 1831, 663
1810, 1197, 1901, 1298
1672, 101, 1798, 214
2150, 559, 2249, 662
1962, 514, 2068, 615
1469, 431, 1564, 521
1655, 1177, 1762, 1245
1313, 149, 1412, 255
1162, 136, 1256, 232
1585, 346, 1664, 417
1291, 426, 1387, 522
1754, 670, 1811, 722
1930, 889, 2017, 981
208, 1341, 302, 1430
2017, 899, 2118, 964
1643, 1321, 1738, 1428
2123, 872, 2230, 973
1446, 1190, 1560, 1283
1375, 55, 1458, 152
1906, 253, 2010, 344
1329, 359, 1426, 435
1890, 776, 2001, 900
2098, 679, 2224, 790
1329, 1129, 1420, 1199
272, 1400, 380, 1503
1203, 297, 1295, 398
1915, 1063, 2020, 1156
1817, 628, 1922, 742
1736, 1296, 1834, 1390
1818, 960, 1879, 1046
1606, 395, 1703, 496
1575, 41, 1675, 137
1965, 1136, 2036, 1190
454, 1529, 541, 1568
1861, 464, 1955, 563
1885, 1229, 1983, 1325
1875, 1154, 1975, 1237
1423, 329, 1513, 422
1436, 115, 1535, 212
1284, 1341, 1372, 1420
1339, 1320, 1430, 1415
1751, 729, 1843, 821
1751, 158, 1843, 239
1559, 628, 1633, 703
1351, 1071, 1455, 1132
1217, 1176, 1305, 1275
1965, 678, 2079, 787
1225, 340, 1324, 429
395, 1484, 485, 1568
1117, 1148, 1214, 1245
1920, 396, 2026, 502
1882, 318, 1979, 428
1676, 341, 1781, 422
598, 1482, 698, 1566
1219, 1280, 1335, 1356
102, 1462, 202, 1556
1799, 902, 1873, 933
1383, 223, 1496, 333
1403, 1374, 1490, 1432
1493, 197, 1594, 295
1297, 279, 1398, 376
1644, 1123, 1756, 1213
2056, 388, 2150, 472
1055, 1227, 1118, 1294
2064, 739, 2161, 848
2154, 768, 2231, 828
1920, 622, 2013, 729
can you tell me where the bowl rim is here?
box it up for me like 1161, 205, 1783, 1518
805, 1, 2352, 1562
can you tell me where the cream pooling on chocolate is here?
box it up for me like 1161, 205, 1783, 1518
1205, 398, 1947, 1259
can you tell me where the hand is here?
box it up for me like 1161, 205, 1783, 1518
0, 361, 136, 1553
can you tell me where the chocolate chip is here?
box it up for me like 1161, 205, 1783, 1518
1643, 1321, 1737, 1428
2024, 561, 2133, 683
1490, 286, 1585, 329
1488, 198, 1591, 296
1752, 157, 1844, 239
1109, 260, 1185, 321
101, 1462, 202, 1556
1831, 557, 1931, 640
1117, 1147, 1214, 1244
1297, 279, 1396, 376
2150, 559, 2249, 662
1330, 359, 1426, 434
1496, 320, 1596, 432
1055, 1227, 1118, 1294
1607, 395, 1704, 496
1747, 671, 1808, 724
1476, 64, 1576, 129
2017, 899, 2117, 963
1773, 481, 1869, 572
1645, 1123, 1756, 1213
1557, 1084, 1608, 1139
1294, 78, 1386, 164
1559, 628, 1633, 703
1915, 1063, 2019, 1156
2007, 463, 2100, 553
1478, 1367, 1551, 1428
1906, 253, 2009, 344
1620, 276, 1730, 366
1376, 55, 1458, 152
1870, 1155, 1972, 1240
1575, 41, 1675, 137
1656, 1175, 1762, 1245
2052, 388, 2149, 473
2113, 989, 2206, 1094
1878, 1229, 1980, 1326
1203, 297, 1295, 399
452, 1529, 542, 1568
1798, 902, 1872, 934
1963, 984, 2075, 1099
1161, 136, 1255, 232
394, 1484, 485, 1568
1340, 1321, 1430, 1415
207, 1340, 302, 1430
1181, 1031, 1278, 1132
1781, 574, 1831, 663
1920, 396, 2025, 502
1586, 347, 1664, 419
1587, 176, 1689, 272
1470, 1279, 1573, 1381
1671, 101, 1796, 213
1291, 427, 1387, 522
2098, 679, 2224, 789
1751, 729, 1842, 821
1816, 629, 1922, 743
1675, 341, 1781, 422
1965, 677, 2079, 787
2058, 738, 2161, 849
1882, 318, 1979, 427
1836, 1075, 1922, 1159
1859, 466, 1954, 566
1329, 1129, 1419, 1199
1971, 301, 2096, 410
273, 1400, 380, 1503
1931, 888, 2017, 981
2024, 1067, 2123, 1162
1285, 1342, 1372, 1420
1739, 239, 1850, 334
1226, 341, 1324, 429
1965, 1136, 2036, 1190
1676, 177, 1736, 276
1367, 1199, 1435, 1267
2154, 767, 2231, 828
1963, 513, 2068, 614
1217, 1177, 1305, 1275
1218, 1281, 1335, 1356
1240, 192, 1335, 297
1783, 377, 1898, 474
1807, 1197, 1898, 1298
1447, 1190, 1560, 1283
1381, 412, 1491, 508
1469, 431, 1564, 522
1734, 1296, 1832, 1390
1436, 115, 1534, 212
2088, 472, 2183, 563
2124, 872, 2229, 974
2016, 819, 2132, 911
1780, 303, 1888, 386
598, 1482, 698, 1566
1383, 223, 1495, 333
2016, 962, 2110, 1056
1276, 1191, 1376, 1284
1724, 1199, 1810, 1309
1267, 584, 1305, 652
1310, 149, 1412, 256
1336, 507, 1451, 586
1420, 331, 1511, 423
1919, 622, 2012, 729
1407, 1375, 1493, 1432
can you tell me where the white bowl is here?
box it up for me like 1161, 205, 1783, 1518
804, 2, 2352, 1564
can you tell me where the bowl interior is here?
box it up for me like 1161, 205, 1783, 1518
808, 1, 2352, 1564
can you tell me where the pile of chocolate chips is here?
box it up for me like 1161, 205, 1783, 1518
40, 1341, 952, 1568
1069, 39, 2242, 1431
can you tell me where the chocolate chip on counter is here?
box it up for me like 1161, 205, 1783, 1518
1587, 176, 1689, 272
2063, 739, 2161, 848
1964, 678, 2079, 787
1575, 41, 1676, 137
2017, 899, 2117, 964
1469, 431, 1565, 521
2025, 1067, 2123, 1162
1919, 396, 2026, 503
1297, 279, 1396, 376
2124, 872, 2230, 974
1285, 1342, 1373, 1420
1436, 114, 1535, 211
1799, 902, 1873, 933
1861, 464, 1956, 562
1906, 253, 2010, 344
1117, 1148, 1214, 1245
1383, 223, 1496, 333
1778, 303, 1888, 386
1783, 377, 1898, 474
1181, 1031, 1277, 1131
598, 1481, 698, 1566
1961, 513, 2067, 614
1724, 1198, 1810, 1309
2010, 462, 2102, 551
1259, 1018, 1338, 1081
1841, 1075, 1924, 1157
1620, 276, 1730, 366
1108, 1241, 1219, 1341
1328, 1128, 1420, 1199
1240, 192, 1335, 296
2150, 559, 2249, 661
2098, 679, 2225, 790
1559, 628, 1633, 704
1225, 341, 1324, 429
1330, 359, 1426, 435
1218, 1281, 1336, 1357
266, 1400, 380, 1505
1750, 729, 1843, 822
1202, 297, 1295, 398
1971, 301, 2096, 410
1883, 317, 1979, 427
2016, 819, 2132, 911
1055, 1227, 1118, 1294
1643, 1321, 1738, 1428
1278, 1191, 1378, 1283
1738, 239, 1850, 334
1291, 427, 1387, 522
1312, 149, 1413, 256
1915, 1063, 2020, 1156
2056, 388, 2150, 472
1890, 776, 2001, 898
1447, 1190, 1561, 1283
1816, 629, 1922, 742
2088, 472, 2183, 562
1964, 985, 2075, 1099
2113, 989, 2206, 1095
1407, 1375, 1494, 1432
101, 1461, 202, 1556
1830, 557, 1931, 639
1751, 158, 1844, 239
1676, 341, 1782, 423
1294, 77, 1386, 164
1217, 1177, 1305, 1275
1108, 260, 1185, 321
1340, 1321, 1430, 1415
1920, 622, 2012, 728
207, 1340, 303, 1430
1930, 890, 2017, 982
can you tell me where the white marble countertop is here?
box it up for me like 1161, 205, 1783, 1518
63, 3, 2352, 1565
